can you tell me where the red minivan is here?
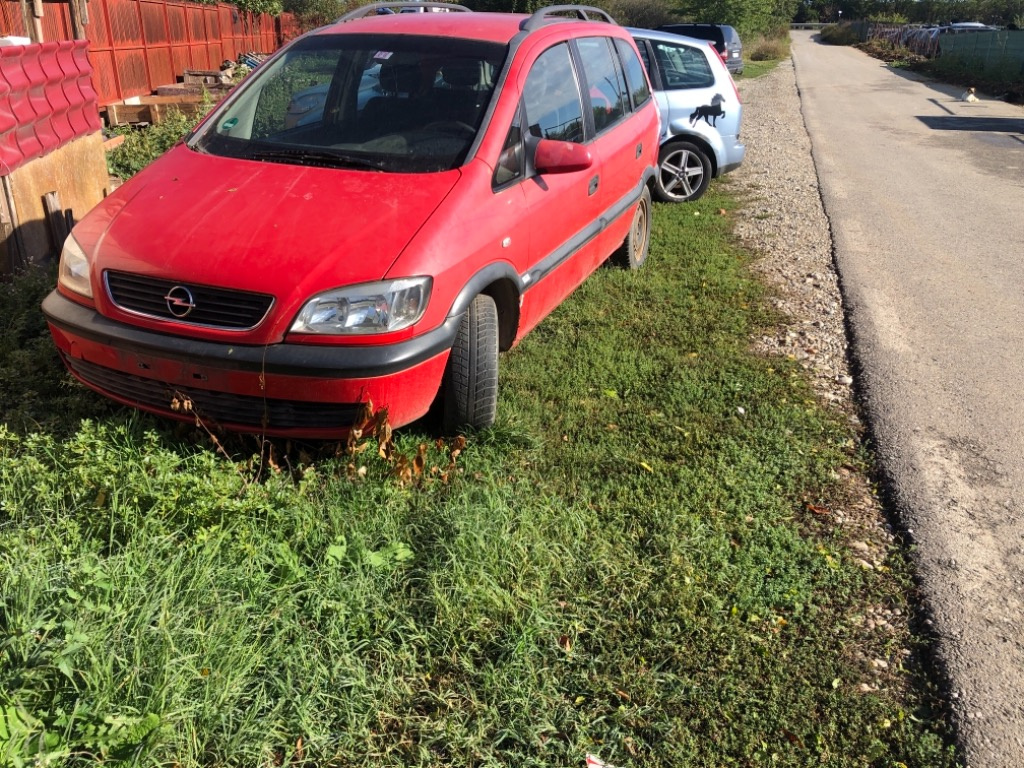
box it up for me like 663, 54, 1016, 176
43, 3, 659, 438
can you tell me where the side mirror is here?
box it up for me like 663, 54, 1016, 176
534, 139, 593, 174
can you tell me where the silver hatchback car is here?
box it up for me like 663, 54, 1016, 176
629, 28, 745, 202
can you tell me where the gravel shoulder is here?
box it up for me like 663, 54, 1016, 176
730, 58, 889, 550
727, 55, 951, 744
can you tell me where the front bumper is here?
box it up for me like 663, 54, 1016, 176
42, 290, 458, 437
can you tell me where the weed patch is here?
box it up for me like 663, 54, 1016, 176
0, 191, 958, 766
106, 91, 217, 180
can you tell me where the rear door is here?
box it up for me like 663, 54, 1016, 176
573, 34, 656, 254
644, 37, 733, 134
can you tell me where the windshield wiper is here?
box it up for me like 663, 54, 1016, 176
246, 147, 384, 170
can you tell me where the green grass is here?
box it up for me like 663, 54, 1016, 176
737, 58, 777, 79
1, 190, 958, 766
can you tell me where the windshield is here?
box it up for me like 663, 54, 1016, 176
194, 34, 507, 173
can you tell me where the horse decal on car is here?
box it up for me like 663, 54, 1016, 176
690, 93, 726, 126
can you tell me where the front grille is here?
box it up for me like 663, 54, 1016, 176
105, 271, 274, 330
63, 355, 362, 432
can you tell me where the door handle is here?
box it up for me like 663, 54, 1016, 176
589, 175, 599, 196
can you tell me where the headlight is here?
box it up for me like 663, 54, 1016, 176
58, 234, 93, 299
290, 277, 432, 335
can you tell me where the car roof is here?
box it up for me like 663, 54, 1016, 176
627, 26, 718, 49
310, 6, 632, 46
309, 11, 525, 44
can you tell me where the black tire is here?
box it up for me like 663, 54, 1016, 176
441, 293, 499, 434
654, 141, 712, 203
614, 187, 652, 270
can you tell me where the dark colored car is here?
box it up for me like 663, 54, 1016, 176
43, 2, 660, 438
657, 23, 743, 75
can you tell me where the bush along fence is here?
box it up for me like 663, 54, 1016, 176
866, 22, 1024, 65
939, 29, 1024, 79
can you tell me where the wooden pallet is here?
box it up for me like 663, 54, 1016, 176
104, 100, 208, 127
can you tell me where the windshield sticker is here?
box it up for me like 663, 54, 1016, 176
374, 51, 394, 60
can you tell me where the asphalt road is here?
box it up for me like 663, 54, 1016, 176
789, 30, 1024, 767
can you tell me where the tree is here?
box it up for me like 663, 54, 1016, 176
669, 0, 799, 33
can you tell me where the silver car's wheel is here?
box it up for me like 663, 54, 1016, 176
654, 142, 712, 203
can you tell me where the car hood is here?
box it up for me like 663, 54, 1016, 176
84, 144, 460, 337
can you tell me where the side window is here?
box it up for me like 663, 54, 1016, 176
576, 36, 629, 134
493, 106, 524, 188
522, 44, 585, 144
651, 41, 715, 90
614, 38, 651, 109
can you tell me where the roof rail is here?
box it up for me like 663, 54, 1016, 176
337, 2, 471, 22
521, 5, 617, 31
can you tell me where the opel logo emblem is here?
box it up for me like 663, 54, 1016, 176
164, 285, 196, 318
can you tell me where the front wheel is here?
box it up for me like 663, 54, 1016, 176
441, 293, 499, 434
654, 141, 711, 203
614, 187, 652, 270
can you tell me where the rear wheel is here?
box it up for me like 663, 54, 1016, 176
441, 293, 499, 434
654, 141, 711, 203
614, 187, 652, 270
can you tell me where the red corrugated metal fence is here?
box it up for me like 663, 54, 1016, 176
0, 39, 101, 175
1, 0, 297, 106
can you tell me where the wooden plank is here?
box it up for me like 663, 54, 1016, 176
43, 190, 69, 251
155, 82, 233, 98
148, 102, 205, 123
183, 68, 224, 85
105, 103, 153, 126
140, 93, 210, 105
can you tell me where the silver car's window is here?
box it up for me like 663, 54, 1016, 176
522, 43, 585, 144
193, 34, 507, 173
651, 41, 715, 90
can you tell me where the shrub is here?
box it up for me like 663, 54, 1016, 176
819, 23, 861, 46
748, 34, 790, 61
601, 0, 673, 28
868, 12, 908, 24
106, 92, 217, 180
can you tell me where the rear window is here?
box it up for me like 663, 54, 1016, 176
193, 34, 507, 173
651, 40, 715, 90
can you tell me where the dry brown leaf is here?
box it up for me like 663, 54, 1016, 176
783, 730, 805, 748
413, 444, 427, 476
